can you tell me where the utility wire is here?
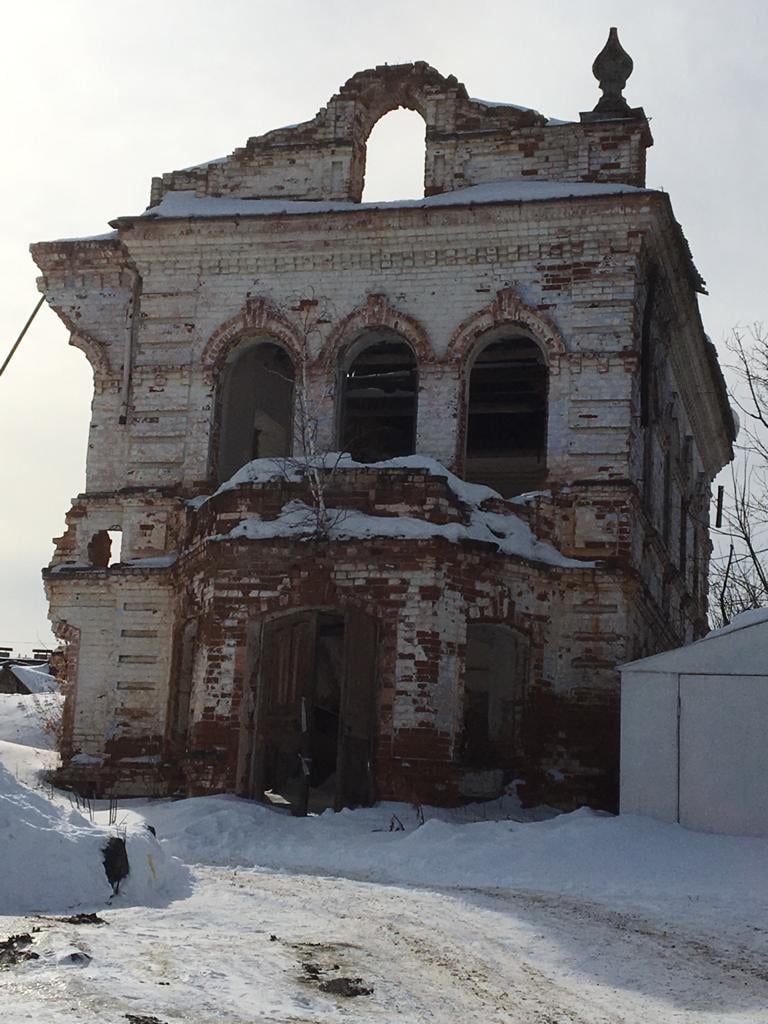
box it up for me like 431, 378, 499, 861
0, 296, 45, 378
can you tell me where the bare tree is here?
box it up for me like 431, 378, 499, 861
709, 323, 768, 626
274, 291, 350, 540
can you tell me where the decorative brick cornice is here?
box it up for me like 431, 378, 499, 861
69, 331, 111, 377
317, 293, 435, 371
446, 287, 567, 370
202, 298, 306, 373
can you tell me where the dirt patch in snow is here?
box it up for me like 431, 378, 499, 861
53, 912, 108, 925
319, 975, 374, 997
293, 939, 374, 999
0, 931, 40, 967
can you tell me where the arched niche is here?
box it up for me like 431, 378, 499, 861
216, 338, 295, 484
464, 330, 549, 497
339, 332, 418, 462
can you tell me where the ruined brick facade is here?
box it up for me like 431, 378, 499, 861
32, 52, 734, 810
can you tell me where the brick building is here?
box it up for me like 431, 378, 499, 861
32, 34, 734, 810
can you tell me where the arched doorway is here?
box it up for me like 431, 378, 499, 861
465, 334, 548, 497
241, 608, 378, 815
340, 334, 418, 462
217, 339, 295, 483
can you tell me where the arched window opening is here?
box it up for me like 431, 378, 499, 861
465, 335, 548, 497
340, 335, 418, 462
217, 340, 295, 484
361, 108, 426, 203
462, 623, 528, 771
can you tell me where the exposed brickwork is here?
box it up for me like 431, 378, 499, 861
31, 63, 733, 810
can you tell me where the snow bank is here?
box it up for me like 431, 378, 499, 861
0, 760, 180, 914
134, 179, 649, 222
124, 794, 768, 917
0, 760, 112, 914
0, 765, 183, 914
0, 692, 62, 748
0, 712, 186, 914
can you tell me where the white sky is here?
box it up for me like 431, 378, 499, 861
1, 0, 766, 655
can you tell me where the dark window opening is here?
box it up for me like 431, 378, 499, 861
679, 497, 689, 576
462, 624, 528, 774
340, 337, 417, 462
692, 527, 700, 602
640, 271, 657, 429
465, 336, 547, 497
662, 448, 672, 546
174, 618, 198, 744
642, 430, 654, 516
87, 529, 122, 568
217, 341, 294, 484
640, 272, 659, 512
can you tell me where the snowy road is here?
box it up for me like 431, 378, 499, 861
3, 866, 768, 1023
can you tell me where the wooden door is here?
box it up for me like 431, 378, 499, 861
335, 608, 378, 810
251, 612, 316, 805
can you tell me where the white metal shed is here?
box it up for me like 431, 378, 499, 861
620, 609, 768, 837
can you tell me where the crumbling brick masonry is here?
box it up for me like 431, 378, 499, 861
32, 40, 734, 811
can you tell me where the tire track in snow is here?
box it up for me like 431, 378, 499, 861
233, 870, 625, 1023
3, 869, 768, 1023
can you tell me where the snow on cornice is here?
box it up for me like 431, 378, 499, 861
210, 453, 502, 505
195, 455, 595, 570
210, 499, 593, 570
469, 97, 572, 126
122, 180, 650, 224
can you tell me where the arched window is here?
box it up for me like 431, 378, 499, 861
361, 108, 426, 202
217, 340, 294, 483
340, 335, 418, 462
465, 334, 548, 497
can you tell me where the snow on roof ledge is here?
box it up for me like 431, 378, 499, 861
9, 664, 58, 694
706, 607, 768, 639
195, 454, 594, 570
210, 453, 502, 505
130, 180, 650, 223
621, 607, 768, 675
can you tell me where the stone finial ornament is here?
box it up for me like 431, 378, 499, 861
581, 27, 644, 122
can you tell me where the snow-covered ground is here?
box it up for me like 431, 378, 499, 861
3, 692, 768, 1022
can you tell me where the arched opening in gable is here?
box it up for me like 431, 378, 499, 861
361, 108, 426, 202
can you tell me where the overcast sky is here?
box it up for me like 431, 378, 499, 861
1, 0, 766, 655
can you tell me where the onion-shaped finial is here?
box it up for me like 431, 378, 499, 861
592, 27, 634, 116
